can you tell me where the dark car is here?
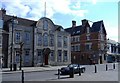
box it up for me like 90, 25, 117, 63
60, 64, 86, 75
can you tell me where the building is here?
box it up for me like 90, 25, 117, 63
1, 8, 71, 68
107, 39, 120, 62
65, 19, 107, 65
0, 28, 3, 68
34, 17, 71, 66
0, 8, 4, 68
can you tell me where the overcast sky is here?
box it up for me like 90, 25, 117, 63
0, 0, 119, 42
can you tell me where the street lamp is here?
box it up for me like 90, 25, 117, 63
10, 16, 17, 71
19, 42, 24, 70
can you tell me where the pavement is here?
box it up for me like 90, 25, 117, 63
1, 63, 119, 74
1, 65, 67, 74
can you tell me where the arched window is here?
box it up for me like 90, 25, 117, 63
43, 33, 48, 46
43, 20, 48, 30
37, 33, 42, 46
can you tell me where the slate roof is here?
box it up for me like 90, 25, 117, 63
3, 15, 37, 26
65, 20, 107, 36
65, 25, 82, 36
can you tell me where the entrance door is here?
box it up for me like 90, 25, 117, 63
43, 48, 51, 65
45, 54, 48, 65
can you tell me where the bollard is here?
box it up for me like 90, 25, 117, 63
10, 64, 12, 71
69, 67, 74, 78
94, 65, 97, 73
106, 64, 108, 71
22, 70, 24, 83
13, 63, 17, 71
113, 63, 115, 69
78, 67, 81, 76
58, 69, 60, 79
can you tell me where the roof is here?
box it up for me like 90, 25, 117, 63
65, 20, 107, 36
65, 25, 82, 36
4, 15, 37, 26
107, 39, 117, 44
91, 20, 106, 34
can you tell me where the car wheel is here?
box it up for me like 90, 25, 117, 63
82, 68, 85, 73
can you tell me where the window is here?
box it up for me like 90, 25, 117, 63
49, 34, 54, 46
72, 37, 75, 42
85, 44, 91, 50
71, 46, 75, 51
37, 50, 42, 63
37, 33, 42, 46
15, 51, 20, 63
43, 33, 48, 46
15, 32, 21, 43
63, 36, 67, 48
58, 36, 62, 47
72, 45, 80, 51
100, 34, 104, 40
86, 34, 90, 40
78, 45, 80, 51
0, 20, 3, 28
75, 45, 80, 51
63, 51, 67, 62
57, 50, 62, 62
43, 20, 48, 30
76, 30, 80, 33
25, 32, 30, 44
87, 27, 90, 33
25, 50, 29, 63
50, 50, 54, 61
76, 37, 80, 42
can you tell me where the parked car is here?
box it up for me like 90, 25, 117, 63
60, 64, 86, 75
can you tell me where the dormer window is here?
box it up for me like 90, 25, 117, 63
76, 30, 80, 33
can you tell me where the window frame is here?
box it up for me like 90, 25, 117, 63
43, 33, 48, 46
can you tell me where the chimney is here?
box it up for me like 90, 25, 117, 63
72, 20, 76, 28
81, 19, 88, 27
1, 8, 6, 15
0, 8, 6, 19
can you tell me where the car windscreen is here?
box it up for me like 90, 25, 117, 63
68, 64, 78, 67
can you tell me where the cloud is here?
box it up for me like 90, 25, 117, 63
92, 0, 97, 4
1, 0, 88, 21
104, 21, 118, 42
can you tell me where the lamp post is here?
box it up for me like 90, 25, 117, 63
10, 16, 17, 71
19, 42, 24, 70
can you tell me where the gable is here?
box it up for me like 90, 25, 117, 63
36, 17, 55, 31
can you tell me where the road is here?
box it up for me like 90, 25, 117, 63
2, 63, 119, 81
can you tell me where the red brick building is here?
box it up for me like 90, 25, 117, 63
65, 19, 107, 65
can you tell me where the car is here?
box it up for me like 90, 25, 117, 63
60, 64, 86, 75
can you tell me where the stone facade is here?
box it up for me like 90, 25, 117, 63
1, 9, 71, 67
34, 17, 71, 66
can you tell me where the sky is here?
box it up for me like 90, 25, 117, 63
0, 0, 119, 42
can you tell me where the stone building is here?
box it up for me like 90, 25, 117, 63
107, 39, 120, 62
65, 19, 107, 65
1, 9, 71, 68
34, 17, 71, 66
0, 28, 3, 68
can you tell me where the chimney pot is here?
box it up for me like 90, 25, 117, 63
72, 20, 76, 28
81, 19, 88, 26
